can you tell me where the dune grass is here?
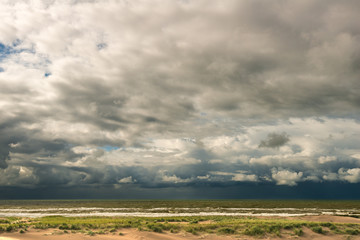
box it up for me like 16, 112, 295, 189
0, 215, 360, 238
0, 200, 360, 237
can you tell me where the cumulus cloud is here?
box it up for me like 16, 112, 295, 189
118, 176, 135, 184
272, 169, 303, 186
0, 0, 360, 197
231, 173, 258, 182
210, 171, 258, 182
162, 174, 191, 184
339, 168, 360, 183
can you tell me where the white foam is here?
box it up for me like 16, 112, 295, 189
0, 211, 317, 218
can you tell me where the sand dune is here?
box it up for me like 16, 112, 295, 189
1, 215, 360, 239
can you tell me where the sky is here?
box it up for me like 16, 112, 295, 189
1, 0, 360, 199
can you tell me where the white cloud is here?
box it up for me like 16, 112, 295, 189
351, 154, 360, 160
339, 168, 360, 183
162, 174, 191, 184
9, 142, 21, 148
271, 169, 303, 186
232, 173, 258, 182
210, 171, 234, 176
210, 171, 258, 182
197, 175, 210, 180
118, 176, 135, 184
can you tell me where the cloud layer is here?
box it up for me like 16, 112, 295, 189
0, 0, 360, 198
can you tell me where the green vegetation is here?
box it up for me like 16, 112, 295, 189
311, 226, 324, 234
294, 228, 304, 236
0, 219, 10, 224
0, 200, 360, 237
1, 215, 360, 237
244, 225, 265, 236
218, 227, 236, 234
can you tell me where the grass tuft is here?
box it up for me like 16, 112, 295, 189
244, 225, 265, 236
294, 228, 304, 236
345, 228, 359, 235
218, 227, 236, 234
311, 226, 324, 234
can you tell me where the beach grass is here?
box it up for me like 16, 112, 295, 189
0, 215, 360, 237
1, 200, 360, 238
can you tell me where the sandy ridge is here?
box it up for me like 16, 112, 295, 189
1, 215, 360, 240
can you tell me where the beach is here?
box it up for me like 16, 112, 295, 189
1, 215, 360, 240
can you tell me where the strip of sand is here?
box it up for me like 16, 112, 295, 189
1, 215, 360, 239
1, 228, 360, 240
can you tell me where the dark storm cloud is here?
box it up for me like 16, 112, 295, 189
0, 146, 9, 168
0, 119, 30, 169
43, 0, 359, 120
259, 132, 290, 148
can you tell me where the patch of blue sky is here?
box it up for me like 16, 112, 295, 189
0, 42, 14, 61
0, 41, 52, 75
0, 40, 34, 63
99, 145, 120, 152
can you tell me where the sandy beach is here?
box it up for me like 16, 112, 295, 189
1, 215, 360, 240
1, 228, 360, 240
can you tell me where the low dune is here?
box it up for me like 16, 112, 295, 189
1, 215, 360, 239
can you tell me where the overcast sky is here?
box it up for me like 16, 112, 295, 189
1, 0, 360, 199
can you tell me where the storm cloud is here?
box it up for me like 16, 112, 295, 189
1, 0, 360, 198
259, 132, 290, 148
